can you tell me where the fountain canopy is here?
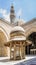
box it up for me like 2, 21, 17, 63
10, 26, 26, 41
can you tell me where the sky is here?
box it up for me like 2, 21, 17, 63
0, 0, 36, 23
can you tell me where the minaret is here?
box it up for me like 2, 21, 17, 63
10, 4, 15, 24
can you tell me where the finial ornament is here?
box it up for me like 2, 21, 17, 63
19, 16, 20, 19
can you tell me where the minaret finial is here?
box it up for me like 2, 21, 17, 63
10, 3, 15, 24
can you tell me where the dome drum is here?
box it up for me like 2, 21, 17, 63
10, 31, 25, 39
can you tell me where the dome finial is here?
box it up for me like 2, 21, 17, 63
19, 16, 20, 19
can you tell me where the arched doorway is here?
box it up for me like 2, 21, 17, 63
0, 30, 8, 56
26, 32, 36, 55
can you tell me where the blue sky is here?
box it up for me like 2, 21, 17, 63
0, 0, 36, 22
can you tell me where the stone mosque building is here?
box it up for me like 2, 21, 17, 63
0, 5, 36, 60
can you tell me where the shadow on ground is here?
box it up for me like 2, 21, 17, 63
0, 59, 11, 62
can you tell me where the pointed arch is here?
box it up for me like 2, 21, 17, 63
26, 27, 36, 37
0, 26, 9, 41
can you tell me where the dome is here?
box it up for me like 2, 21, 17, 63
11, 26, 25, 33
10, 26, 26, 40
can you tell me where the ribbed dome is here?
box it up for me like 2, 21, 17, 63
11, 26, 25, 33
10, 26, 26, 40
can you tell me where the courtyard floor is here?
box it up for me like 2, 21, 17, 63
0, 55, 36, 65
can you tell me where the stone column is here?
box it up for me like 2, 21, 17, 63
23, 46, 25, 59
23, 42, 25, 59
21, 42, 23, 59
20, 42, 22, 59
14, 42, 16, 60
10, 43, 12, 60
20, 42, 25, 59
16, 43, 20, 57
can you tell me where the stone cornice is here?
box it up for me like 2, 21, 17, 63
0, 18, 13, 27
21, 18, 36, 27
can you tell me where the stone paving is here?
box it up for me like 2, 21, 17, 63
16, 57, 36, 65
0, 56, 36, 65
